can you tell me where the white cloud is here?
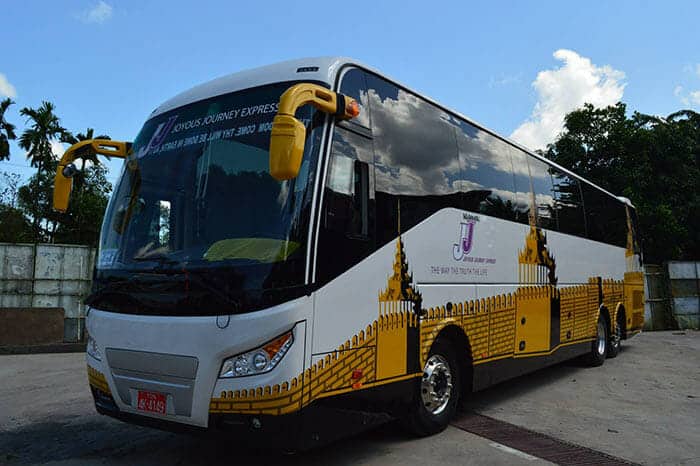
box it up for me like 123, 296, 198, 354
691, 90, 700, 106
510, 49, 626, 151
51, 140, 66, 159
0, 73, 17, 98
78, 1, 113, 24
675, 85, 690, 106
695, 64, 700, 78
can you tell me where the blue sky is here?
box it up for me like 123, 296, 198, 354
2, 0, 699, 185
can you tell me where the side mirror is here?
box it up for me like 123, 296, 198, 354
62, 163, 79, 178
269, 114, 306, 180
53, 139, 131, 212
269, 83, 359, 181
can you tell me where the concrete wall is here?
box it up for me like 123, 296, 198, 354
0, 243, 95, 343
667, 261, 700, 329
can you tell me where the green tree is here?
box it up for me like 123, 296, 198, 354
0, 98, 17, 161
0, 170, 32, 243
53, 161, 112, 246
17, 162, 60, 242
18, 101, 68, 239
0, 204, 33, 242
19, 101, 67, 173
0, 171, 21, 207
545, 103, 700, 263
54, 128, 112, 246
61, 127, 110, 192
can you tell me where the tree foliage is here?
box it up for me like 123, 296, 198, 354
54, 162, 112, 246
0, 102, 113, 246
545, 103, 700, 263
0, 98, 17, 161
19, 101, 67, 172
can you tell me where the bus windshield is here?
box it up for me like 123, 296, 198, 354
92, 82, 325, 315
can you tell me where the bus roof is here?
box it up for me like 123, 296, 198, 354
150, 56, 631, 207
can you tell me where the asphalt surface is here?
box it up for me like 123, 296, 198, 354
1, 331, 698, 465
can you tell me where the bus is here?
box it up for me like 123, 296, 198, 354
54, 57, 645, 449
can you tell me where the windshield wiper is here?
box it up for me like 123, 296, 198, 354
131, 257, 242, 312
181, 269, 242, 313
86, 274, 188, 313
131, 254, 183, 272
85, 280, 160, 310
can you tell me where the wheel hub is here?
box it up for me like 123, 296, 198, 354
597, 320, 606, 355
421, 354, 453, 415
611, 322, 621, 348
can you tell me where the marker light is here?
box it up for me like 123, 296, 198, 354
219, 330, 294, 378
345, 99, 360, 118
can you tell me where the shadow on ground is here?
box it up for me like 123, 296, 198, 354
0, 351, 622, 465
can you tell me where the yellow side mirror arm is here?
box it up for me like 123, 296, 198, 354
54, 139, 132, 212
270, 83, 359, 180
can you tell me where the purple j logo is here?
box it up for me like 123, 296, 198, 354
136, 115, 178, 159
453, 221, 476, 261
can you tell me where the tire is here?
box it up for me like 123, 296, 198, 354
607, 314, 622, 358
402, 339, 461, 437
585, 315, 608, 367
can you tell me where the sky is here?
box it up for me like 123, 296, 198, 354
2, 0, 699, 186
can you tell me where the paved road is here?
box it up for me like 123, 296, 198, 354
1, 331, 698, 465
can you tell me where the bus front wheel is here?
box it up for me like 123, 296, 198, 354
402, 339, 461, 436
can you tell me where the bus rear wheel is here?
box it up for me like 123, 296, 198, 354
607, 314, 623, 358
585, 315, 608, 367
402, 339, 461, 436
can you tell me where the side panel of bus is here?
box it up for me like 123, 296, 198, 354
203, 67, 643, 421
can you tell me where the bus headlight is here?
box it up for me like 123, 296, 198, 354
86, 334, 101, 361
219, 330, 294, 378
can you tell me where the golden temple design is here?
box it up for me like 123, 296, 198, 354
379, 236, 422, 305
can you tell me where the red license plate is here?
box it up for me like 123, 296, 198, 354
136, 390, 167, 415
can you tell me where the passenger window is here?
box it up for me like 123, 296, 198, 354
550, 168, 587, 238
525, 157, 557, 231
508, 147, 533, 225
367, 75, 460, 246
581, 183, 627, 247
338, 68, 371, 129
324, 128, 371, 237
455, 120, 520, 222
316, 126, 375, 283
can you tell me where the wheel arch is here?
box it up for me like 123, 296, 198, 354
615, 304, 628, 339
433, 325, 473, 395
599, 305, 612, 334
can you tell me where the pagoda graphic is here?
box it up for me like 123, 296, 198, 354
376, 201, 422, 378
379, 201, 422, 310
518, 173, 557, 285
379, 236, 422, 308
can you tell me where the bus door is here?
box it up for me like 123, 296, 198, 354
510, 148, 559, 355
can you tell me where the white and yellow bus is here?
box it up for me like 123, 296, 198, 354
55, 57, 645, 448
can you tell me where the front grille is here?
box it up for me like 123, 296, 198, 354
105, 349, 199, 416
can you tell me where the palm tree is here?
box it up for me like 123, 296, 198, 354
0, 98, 17, 161
62, 127, 110, 170
19, 101, 68, 175
18, 101, 68, 240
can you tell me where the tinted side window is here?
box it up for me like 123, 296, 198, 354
455, 120, 520, 222
338, 68, 371, 129
550, 168, 587, 238
367, 75, 460, 246
526, 157, 557, 231
317, 127, 375, 282
581, 183, 627, 247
